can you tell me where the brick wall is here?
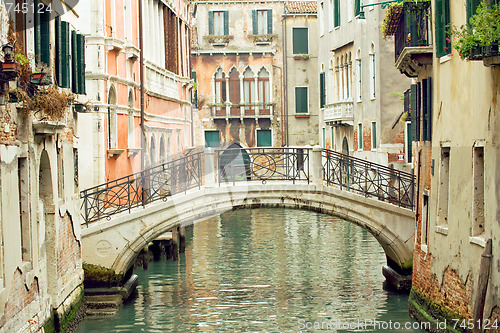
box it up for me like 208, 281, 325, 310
0, 122, 17, 144
57, 213, 81, 285
2, 269, 39, 326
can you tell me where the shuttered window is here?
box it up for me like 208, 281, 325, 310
253, 10, 272, 34
71, 31, 86, 94
467, 0, 481, 24
355, 0, 361, 17
209, 11, 228, 35
422, 77, 432, 141
435, 0, 451, 57
292, 27, 308, 54
410, 83, 421, 142
358, 123, 363, 150
205, 131, 220, 148
56, 18, 71, 88
334, 0, 340, 27
257, 129, 272, 147
34, 0, 50, 67
319, 72, 326, 109
295, 87, 308, 114
371, 122, 377, 149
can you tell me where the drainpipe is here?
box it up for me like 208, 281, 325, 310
139, 0, 145, 172
282, 5, 289, 146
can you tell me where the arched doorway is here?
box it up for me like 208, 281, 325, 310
39, 150, 57, 295
108, 86, 117, 148
219, 142, 251, 182
342, 136, 349, 156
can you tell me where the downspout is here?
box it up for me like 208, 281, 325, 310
282, 5, 289, 146
139, 0, 145, 172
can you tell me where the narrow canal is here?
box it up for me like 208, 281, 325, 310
76, 208, 423, 332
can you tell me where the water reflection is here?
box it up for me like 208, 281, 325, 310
76, 208, 422, 332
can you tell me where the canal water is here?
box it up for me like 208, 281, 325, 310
76, 208, 423, 332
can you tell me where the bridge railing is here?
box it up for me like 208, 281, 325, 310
322, 149, 415, 210
80, 152, 203, 225
216, 147, 310, 185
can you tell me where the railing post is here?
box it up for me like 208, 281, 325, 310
204, 148, 216, 186
311, 145, 323, 185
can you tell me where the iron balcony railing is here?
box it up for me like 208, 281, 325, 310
216, 147, 310, 185
322, 149, 415, 209
395, 2, 431, 62
80, 152, 203, 225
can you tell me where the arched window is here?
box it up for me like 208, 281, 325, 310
243, 68, 255, 105
108, 86, 117, 148
335, 57, 340, 102
257, 68, 270, 104
214, 67, 226, 104
228, 67, 240, 105
369, 43, 376, 99
159, 136, 166, 164
128, 90, 135, 148
150, 135, 156, 166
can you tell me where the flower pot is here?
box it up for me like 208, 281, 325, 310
482, 42, 499, 57
470, 46, 484, 60
30, 73, 51, 85
2, 62, 18, 71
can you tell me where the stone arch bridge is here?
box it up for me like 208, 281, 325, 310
80, 147, 416, 289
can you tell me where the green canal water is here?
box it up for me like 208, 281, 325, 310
76, 208, 424, 332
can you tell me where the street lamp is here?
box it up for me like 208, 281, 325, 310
0, 44, 19, 82
358, 0, 402, 19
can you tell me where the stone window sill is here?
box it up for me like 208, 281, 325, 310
469, 236, 486, 248
435, 225, 448, 235
108, 148, 125, 159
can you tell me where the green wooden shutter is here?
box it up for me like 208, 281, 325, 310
71, 30, 79, 93
410, 84, 417, 141
208, 11, 214, 35
358, 123, 363, 149
257, 130, 272, 147
295, 87, 308, 114
319, 72, 325, 108
334, 0, 340, 27
331, 127, 335, 149
267, 9, 273, 34
77, 34, 86, 94
355, 0, 360, 17
372, 122, 377, 149
223, 11, 229, 35
39, 7, 50, 66
293, 28, 308, 54
467, 0, 481, 24
435, 0, 450, 57
252, 10, 257, 34
62, 21, 70, 88
34, 0, 41, 62
407, 123, 412, 163
55, 16, 62, 87
422, 77, 432, 141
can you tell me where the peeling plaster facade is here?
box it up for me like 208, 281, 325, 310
0, 1, 84, 331
191, 0, 286, 149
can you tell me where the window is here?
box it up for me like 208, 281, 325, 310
295, 87, 308, 114
319, 2, 324, 36
437, 146, 450, 225
228, 68, 240, 105
334, 0, 340, 27
209, 10, 229, 35
472, 145, 485, 236
243, 68, 256, 105
410, 83, 421, 141
466, 0, 481, 24
35, 0, 50, 67
406, 121, 412, 163
331, 127, 335, 150
18, 157, 31, 262
322, 128, 326, 147
422, 194, 429, 245
55, 17, 70, 88
257, 129, 272, 147
205, 131, 220, 148
355, 0, 361, 17
257, 68, 270, 104
253, 9, 273, 34
422, 78, 432, 141
292, 27, 308, 54
319, 72, 326, 108
329, 0, 334, 31
371, 122, 377, 150
369, 44, 375, 99
214, 67, 226, 104
358, 123, 363, 150
435, 0, 450, 57
192, 70, 198, 106
356, 50, 362, 102
71, 31, 86, 94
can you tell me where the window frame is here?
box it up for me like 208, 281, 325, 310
204, 130, 221, 148
295, 86, 309, 114
371, 121, 377, 150
358, 123, 363, 150
256, 129, 273, 147
292, 27, 309, 55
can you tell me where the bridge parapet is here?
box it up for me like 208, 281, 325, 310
80, 146, 415, 225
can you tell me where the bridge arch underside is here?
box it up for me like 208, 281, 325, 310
82, 183, 415, 279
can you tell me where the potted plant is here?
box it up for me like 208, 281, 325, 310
449, 1, 500, 60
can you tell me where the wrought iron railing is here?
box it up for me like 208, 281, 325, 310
322, 149, 415, 209
80, 153, 203, 225
216, 147, 310, 185
395, 2, 431, 62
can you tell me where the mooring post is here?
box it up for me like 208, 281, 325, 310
311, 145, 323, 185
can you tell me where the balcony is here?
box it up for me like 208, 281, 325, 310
394, 3, 433, 77
324, 101, 353, 126
211, 103, 273, 119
